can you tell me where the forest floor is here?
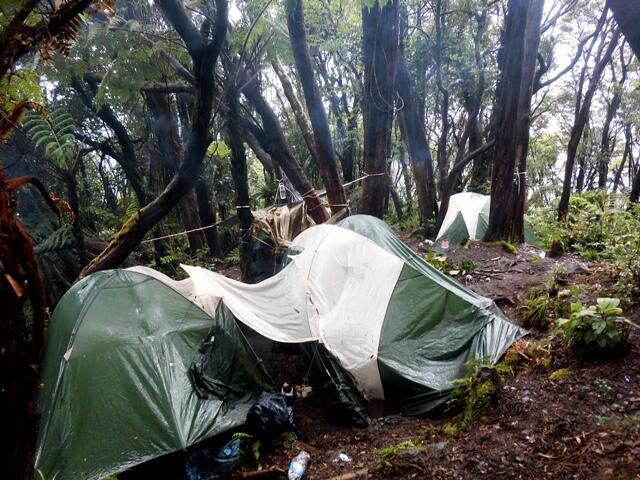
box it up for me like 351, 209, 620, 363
230, 238, 640, 480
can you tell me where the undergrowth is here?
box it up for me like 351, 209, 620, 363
529, 192, 640, 302
446, 358, 505, 426
376, 439, 418, 473
557, 298, 638, 356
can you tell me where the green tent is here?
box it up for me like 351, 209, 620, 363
435, 192, 540, 251
177, 215, 527, 415
35, 270, 271, 480
337, 215, 527, 413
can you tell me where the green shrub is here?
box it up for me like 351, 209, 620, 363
223, 247, 241, 266
425, 251, 454, 273
529, 193, 640, 264
519, 294, 550, 329
557, 298, 635, 355
460, 259, 476, 274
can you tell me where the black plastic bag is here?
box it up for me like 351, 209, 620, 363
245, 392, 299, 439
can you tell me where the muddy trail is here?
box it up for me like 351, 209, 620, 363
231, 241, 640, 480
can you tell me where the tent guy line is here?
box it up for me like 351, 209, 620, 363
139, 172, 386, 244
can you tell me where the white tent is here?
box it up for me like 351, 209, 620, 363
435, 192, 539, 250
436, 192, 489, 243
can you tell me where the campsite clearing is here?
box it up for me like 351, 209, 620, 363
231, 240, 640, 480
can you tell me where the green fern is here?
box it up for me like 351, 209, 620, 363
34, 225, 75, 254
124, 196, 140, 218
24, 109, 78, 168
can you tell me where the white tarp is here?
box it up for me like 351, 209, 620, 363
436, 192, 490, 240
144, 225, 405, 400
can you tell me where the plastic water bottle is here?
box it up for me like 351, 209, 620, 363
287, 451, 310, 480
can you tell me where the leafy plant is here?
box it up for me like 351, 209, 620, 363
459, 259, 476, 274
223, 247, 241, 267
232, 432, 262, 464
548, 368, 572, 381
23, 109, 78, 168
557, 298, 637, 355
519, 294, 550, 329
425, 251, 454, 273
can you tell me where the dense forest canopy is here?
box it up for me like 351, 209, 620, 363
3, 1, 640, 254
2, 0, 640, 478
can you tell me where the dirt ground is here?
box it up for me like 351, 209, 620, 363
230, 239, 640, 480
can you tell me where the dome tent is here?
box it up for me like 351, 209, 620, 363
35, 270, 271, 480
435, 192, 540, 252
178, 215, 527, 415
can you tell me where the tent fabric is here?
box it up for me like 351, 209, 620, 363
36, 270, 271, 480
180, 225, 405, 399
435, 192, 540, 250
437, 192, 489, 245
338, 215, 528, 413
172, 215, 525, 409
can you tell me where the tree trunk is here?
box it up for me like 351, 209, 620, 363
145, 90, 206, 253
608, 0, 640, 59
483, 0, 544, 243
81, 0, 228, 276
286, 0, 348, 216
396, 53, 438, 231
387, 174, 404, 221
64, 169, 87, 266
342, 92, 359, 183
597, 62, 627, 189
575, 125, 590, 193
271, 59, 321, 170
510, 0, 545, 241
398, 147, 413, 214
434, 0, 450, 197
613, 123, 631, 192
361, 0, 399, 218
0, 173, 58, 480
558, 16, 619, 220
317, 62, 353, 183
97, 158, 120, 215
631, 165, 640, 203
240, 72, 329, 223
195, 174, 221, 257
226, 88, 255, 283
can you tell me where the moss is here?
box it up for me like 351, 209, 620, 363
443, 422, 459, 436
549, 368, 573, 381
499, 349, 523, 374
376, 439, 417, 473
462, 380, 496, 423
502, 241, 517, 254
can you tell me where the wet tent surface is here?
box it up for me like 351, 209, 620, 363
36, 270, 271, 480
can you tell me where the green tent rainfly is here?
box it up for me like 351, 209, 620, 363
435, 192, 540, 251
35, 270, 271, 480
